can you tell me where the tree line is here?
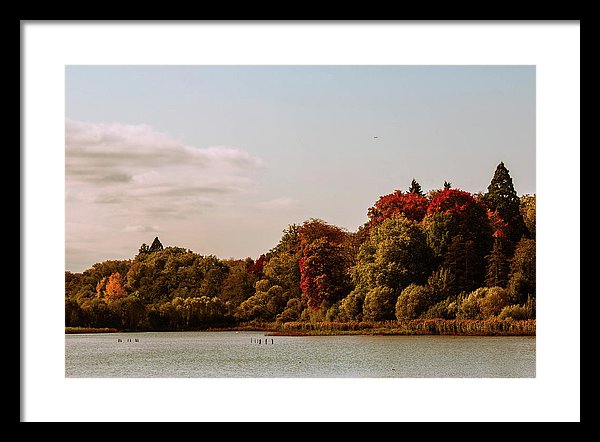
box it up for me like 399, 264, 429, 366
65, 162, 535, 331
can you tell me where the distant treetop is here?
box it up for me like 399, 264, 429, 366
409, 178, 424, 197
149, 236, 164, 253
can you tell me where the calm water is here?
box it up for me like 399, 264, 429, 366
65, 331, 535, 378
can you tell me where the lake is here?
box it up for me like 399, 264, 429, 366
65, 331, 535, 378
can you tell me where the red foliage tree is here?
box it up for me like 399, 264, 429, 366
247, 254, 267, 277
426, 188, 491, 237
367, 190, 428, 226
297, 218, 348, 248
486, 209, 509, 239
299, 238, 349, 309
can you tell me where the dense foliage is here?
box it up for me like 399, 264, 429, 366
66, 164, 536, 331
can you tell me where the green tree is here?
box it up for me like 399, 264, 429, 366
481, 162, 527, 250
507, 238, 536, 304
442, 235, 482, 294
263, 252, 302, 298
219, 260, 257, 309
423, 189, 493, 269
276, 297, 305, 323
235, 284, 286, 322
351, 215, 434, 295
338, 288, 367, 322
395, 284, 434, 320
478, 286, 510, 318
520, 194, 536, 239
65, 298, 83, 327
484, 238, 510, 288
149, 236, 164, 253
363, 286, 397, 321
409, 178, 424, 196
458, 286, 510, 319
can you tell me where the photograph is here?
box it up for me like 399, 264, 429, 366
64, 65, 536, 378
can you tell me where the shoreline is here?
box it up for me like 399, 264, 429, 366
66, 319, 535, 336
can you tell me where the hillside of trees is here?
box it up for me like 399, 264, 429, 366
65, 162, 536, 332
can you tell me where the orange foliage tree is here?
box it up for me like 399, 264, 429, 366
104, 272, 127, 301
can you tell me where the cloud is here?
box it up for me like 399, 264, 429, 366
66, 118, 263, 186
65, 119, 266, 269
258, 197, 300, 210
123, 225, 160, 233
65, 118, 263, 216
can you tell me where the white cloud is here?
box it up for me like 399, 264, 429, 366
258, 197, 300, 210
65, 118, 266, 270
123, 225, 160, 233
66, 118, 263, 213
66, 118, 263, 185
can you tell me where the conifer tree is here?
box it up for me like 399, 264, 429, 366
481, 162, 526, 250
485, 238, 510, 288
149, 236, 164, 253
409, 178, 424, 196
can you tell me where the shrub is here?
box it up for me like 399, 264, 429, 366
478, 286, 510, 318
363, 286, 397, 321
338, 288, 366, 321
420, 297, 457, 319
396, 284, 434, 320
458, 286, 510, 320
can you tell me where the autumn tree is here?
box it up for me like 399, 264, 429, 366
298, 218, 348, 248
104, 272, 127, 300
299, 238, 350, 309
423, 188, 494, 292
481, 162, 527, 250
247, 254, 267, 277
367, 190, 429, 226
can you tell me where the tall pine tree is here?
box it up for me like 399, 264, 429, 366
149, 236, 164, 253
408, 178, 424, 196
481, 162, 527, 251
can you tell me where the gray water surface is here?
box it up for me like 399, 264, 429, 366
65, 331, 535, 378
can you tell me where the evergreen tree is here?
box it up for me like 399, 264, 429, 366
149, 236, 164, 253
484, 238, 510, 288
443, 235, 481, 295
408, 178, 424, 196
481, 162, 527, 250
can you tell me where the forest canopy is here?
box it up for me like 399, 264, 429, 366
66, 162, 535, 331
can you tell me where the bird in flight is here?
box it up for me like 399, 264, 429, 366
373, 136, 379, 139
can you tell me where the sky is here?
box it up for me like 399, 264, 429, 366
65, 65, 535, 273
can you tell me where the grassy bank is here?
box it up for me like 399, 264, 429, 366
269, 319, 536, 336
65, 327, 120, 334
65, 319, 535, 336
